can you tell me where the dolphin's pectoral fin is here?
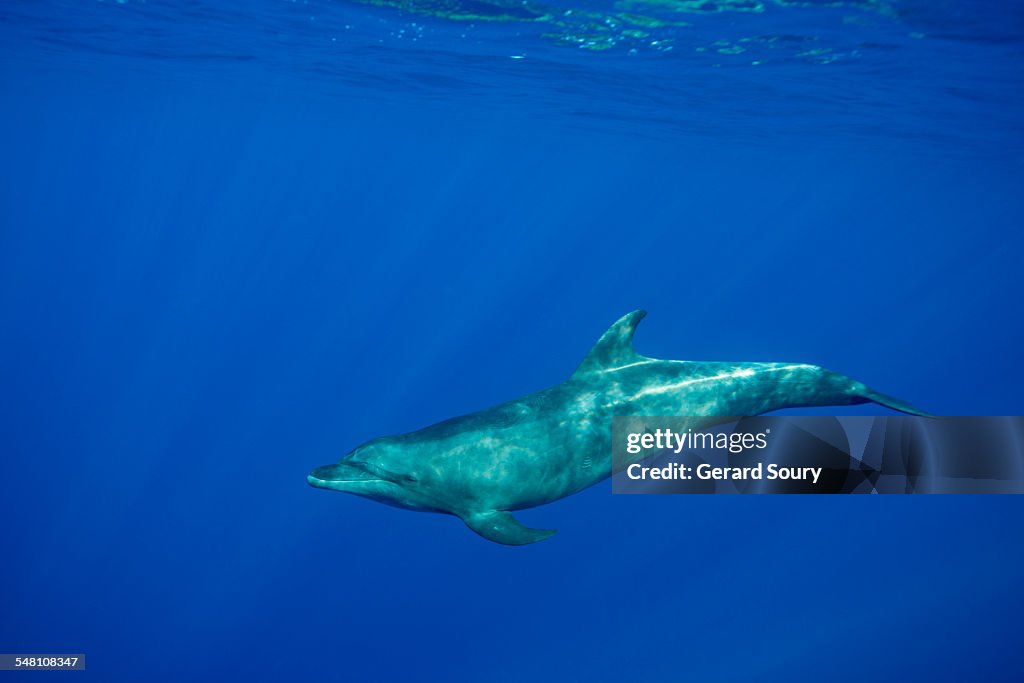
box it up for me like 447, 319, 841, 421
462, 510, 558, 546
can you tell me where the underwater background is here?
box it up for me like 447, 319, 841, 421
2, 1, 1023, 680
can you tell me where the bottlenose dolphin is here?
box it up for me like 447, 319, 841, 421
308, 311, 927, 545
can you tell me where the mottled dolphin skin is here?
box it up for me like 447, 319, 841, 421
308, 311, 928, 545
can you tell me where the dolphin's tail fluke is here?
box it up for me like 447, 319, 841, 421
856, 387, 936, 418
805, 366, 935, 417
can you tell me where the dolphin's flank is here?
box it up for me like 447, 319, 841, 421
308, 310, 929, 545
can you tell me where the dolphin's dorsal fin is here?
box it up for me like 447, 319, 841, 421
571, 310, 648, 378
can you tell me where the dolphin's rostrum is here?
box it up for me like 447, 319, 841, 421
308, 311, 928, 545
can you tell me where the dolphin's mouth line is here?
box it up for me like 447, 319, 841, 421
307, 461, 388, 490
307, 473, 385, 487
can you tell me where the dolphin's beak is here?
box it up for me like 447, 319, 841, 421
307, 462, 380, 491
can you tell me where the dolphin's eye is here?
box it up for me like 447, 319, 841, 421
402, 473, 419, 483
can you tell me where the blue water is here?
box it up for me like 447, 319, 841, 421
2, 1, 1023, 680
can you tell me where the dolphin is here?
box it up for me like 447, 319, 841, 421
308, 310, 928, 545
